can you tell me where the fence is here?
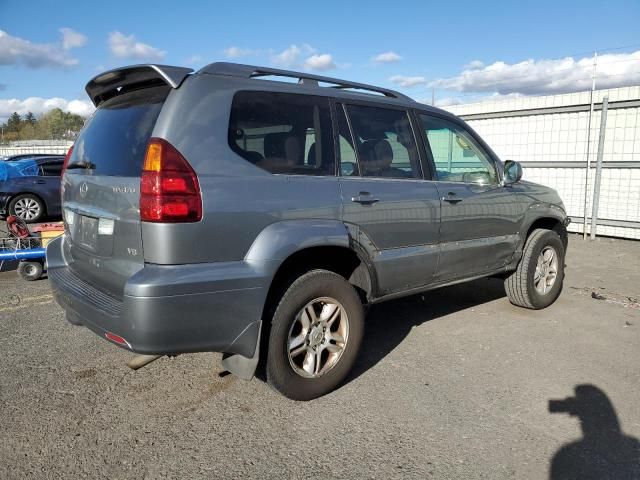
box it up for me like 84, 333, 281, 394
447, 86, 640, 240
0, 140, 73, 157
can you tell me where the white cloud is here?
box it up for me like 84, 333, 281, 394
224, 47, 254, 58
464, 60, 484, 70
0, 29, 79, 68
272, 44, 316, 68
372, 51, 402, 64
389, 75, 428, 87
108, 31, 165, 61
185, 54, 203, 65
430, 50, 640, 95
303, 54, 336, 71
0, 97, 95, 123
59, 28, 87, 50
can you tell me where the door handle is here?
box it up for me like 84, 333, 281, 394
351, 192, 380, 205
442, 192, 462, 204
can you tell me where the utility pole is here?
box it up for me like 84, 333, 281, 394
590, 96, 608, 240
582, 51, 598, 239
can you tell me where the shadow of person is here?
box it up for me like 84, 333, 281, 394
549, 385, 640, 479
345, 277, 506, 384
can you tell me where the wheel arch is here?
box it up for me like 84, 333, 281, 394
244, 220, 376, 320
524, 216, 568, 251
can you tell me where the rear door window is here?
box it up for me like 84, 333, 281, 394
343, 104, 421, 179
40, 160, 64, 176
228, 91, 335, 175
70, 85, 170, 176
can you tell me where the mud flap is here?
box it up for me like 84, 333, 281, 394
221, 321, 262, 380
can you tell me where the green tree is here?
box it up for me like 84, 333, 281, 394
7, 112, 22, 133
24, 112, 36, 126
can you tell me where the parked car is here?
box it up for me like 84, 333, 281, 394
1, 153, 63, 161
0, 156, 64, 223
48, 63, 570, 400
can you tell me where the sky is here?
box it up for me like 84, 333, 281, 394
1, 0, 640, 122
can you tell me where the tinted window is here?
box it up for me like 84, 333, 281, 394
40, 160, 64, 176
420, 114, 497, 184
229, 92, 335, 175
345, 105, 421, 179
70, 85, 169, 176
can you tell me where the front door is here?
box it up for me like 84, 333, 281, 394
337, 103, 441, 295
418, 113, 521, 281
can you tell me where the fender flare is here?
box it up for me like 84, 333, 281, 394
516, 203, 568, 253
245, 219, 378, 298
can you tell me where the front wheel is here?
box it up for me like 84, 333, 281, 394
505, 228, 565, 309
266, 270, 364, 401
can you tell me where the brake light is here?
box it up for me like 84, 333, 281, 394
140, 138, 202, 222
61, 145, 74, 177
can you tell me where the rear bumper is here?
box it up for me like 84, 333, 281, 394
47, 235, 271, 358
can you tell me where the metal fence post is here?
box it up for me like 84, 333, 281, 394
590, 96, 608, 240
583, 51, 598, 239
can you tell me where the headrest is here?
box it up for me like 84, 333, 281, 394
263, 132, 289, 159
360, 139, 393, 169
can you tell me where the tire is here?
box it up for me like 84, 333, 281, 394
266, 270, 364, 401
9, 194, 45, 223
17, 261, 43, 281
505, 228, 565, 309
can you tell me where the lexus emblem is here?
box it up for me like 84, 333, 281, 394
79, 182, 88, 198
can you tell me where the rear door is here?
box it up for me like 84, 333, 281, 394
38, 159, 64, 215
417, 113, 521, 281
62, 85, 170, 297
337, 103, 441, 295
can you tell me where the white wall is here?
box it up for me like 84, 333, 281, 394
445, 86, 640, 240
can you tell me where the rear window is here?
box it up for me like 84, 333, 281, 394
70, 86, 169, 176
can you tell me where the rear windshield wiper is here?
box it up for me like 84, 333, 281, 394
66, 161, 96, 170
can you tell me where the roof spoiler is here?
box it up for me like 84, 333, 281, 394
85, 64, 193, 106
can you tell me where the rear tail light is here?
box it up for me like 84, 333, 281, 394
61, 145, 74, 176
61, 145, 74, 210
140, 138, 202, 222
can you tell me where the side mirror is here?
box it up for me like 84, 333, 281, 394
503, 160, 523, 185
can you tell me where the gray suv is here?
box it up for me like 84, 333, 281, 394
48, 63, 569, 400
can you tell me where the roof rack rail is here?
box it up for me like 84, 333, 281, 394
198, 62, 413, 101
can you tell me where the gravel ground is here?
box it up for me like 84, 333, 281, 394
0, 232, 639, 479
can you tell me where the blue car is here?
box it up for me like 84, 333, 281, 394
0, 156, 64, 223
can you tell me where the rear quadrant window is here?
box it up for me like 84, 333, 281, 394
228, 92, 335, 175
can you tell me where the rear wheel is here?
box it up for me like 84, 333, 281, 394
505, 228, 565, 309
266, 270, 364, 400
9, 194, 44, 223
